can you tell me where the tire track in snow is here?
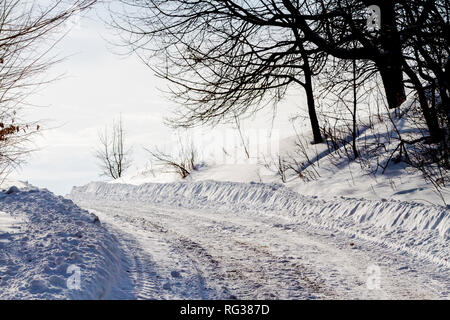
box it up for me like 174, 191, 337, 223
77, 200, 448, 299
80, 203, 341, 299
88, 212, 162, 299
88, 207, 224, 299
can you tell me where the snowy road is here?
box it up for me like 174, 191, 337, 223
74, 199, 448, 300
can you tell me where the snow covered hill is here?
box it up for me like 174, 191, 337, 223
111, 120, 450, 207
0, 183, 130, 299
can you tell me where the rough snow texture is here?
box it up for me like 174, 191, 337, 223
71, 181, 450, 269
0, 184, 129, 299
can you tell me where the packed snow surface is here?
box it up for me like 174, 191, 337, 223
70, 180, 450, 299
1, 178, 448, 299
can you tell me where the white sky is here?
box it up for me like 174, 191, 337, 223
9, 5, 307, 195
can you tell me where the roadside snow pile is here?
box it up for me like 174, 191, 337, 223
71, 180, 450, 268
0, 183, 125, 299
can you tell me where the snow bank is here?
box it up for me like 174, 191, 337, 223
0, 185, 125, 299
71, 180, 450, 268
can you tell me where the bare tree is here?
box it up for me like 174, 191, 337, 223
0, 117, 40, 180
0, 0, 97, 179
110, 1, 447, 141
110, 0, 448, 186
233, 113, 250, 159
147, 148, 196, 179
110, 0, 327, 144
95, 116, 132, 179
145, 133, 199, 179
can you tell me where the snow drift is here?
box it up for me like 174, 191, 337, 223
71, 180, 450, 268
0, 184, 128, 299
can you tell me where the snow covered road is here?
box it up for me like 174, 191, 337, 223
74, 195, 449, 300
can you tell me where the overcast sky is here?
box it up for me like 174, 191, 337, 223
9, 4, 306, 195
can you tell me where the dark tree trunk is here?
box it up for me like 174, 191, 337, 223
376, 1, 406, 109
377, 62, 406, 109
352, 59, 359, 159
442, 58, 450, 129
403, 62, 443, 142
300, 46, 323, 144
304, 73, 323, 144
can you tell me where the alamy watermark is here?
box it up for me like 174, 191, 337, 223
366, 264, 381, 290
67, 264, 81, 290
366, 5, 381, 32
166, 128, 280, 166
